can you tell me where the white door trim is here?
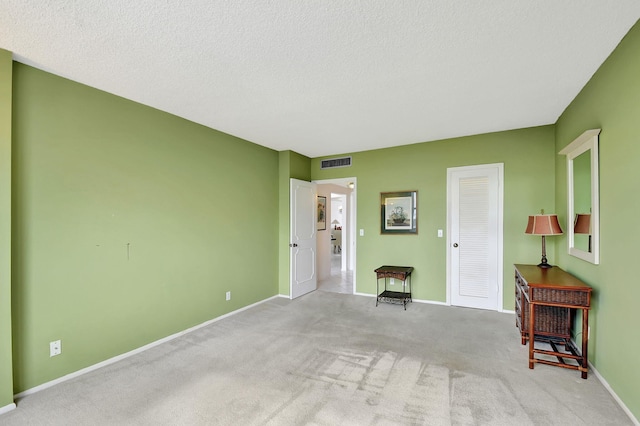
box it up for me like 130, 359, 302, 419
446, 163, 504, 311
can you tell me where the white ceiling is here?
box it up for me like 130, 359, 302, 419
2, 2, 639, 157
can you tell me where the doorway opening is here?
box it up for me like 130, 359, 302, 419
314, 178, 356, 294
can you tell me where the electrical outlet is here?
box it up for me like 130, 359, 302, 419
226, 291, 231, 301
50, 340, 61, 357
437, 229, 443, 238
390, 278, 395, 286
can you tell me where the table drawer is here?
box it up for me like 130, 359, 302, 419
515, 271, 528, 292
376, 271, 409, 281
530, 288, 590, 307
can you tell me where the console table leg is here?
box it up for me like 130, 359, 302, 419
581, 308, 589, 379
528, 298, 535, 369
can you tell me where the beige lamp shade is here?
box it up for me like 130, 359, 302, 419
574, 214, 591, 234
525, 214, 563, 236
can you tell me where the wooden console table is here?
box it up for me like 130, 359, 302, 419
375, 266, 413, 310
514, 264, 592, 379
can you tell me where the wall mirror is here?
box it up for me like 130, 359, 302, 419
559, 129, 600, 264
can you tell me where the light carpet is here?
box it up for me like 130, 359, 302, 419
1, 291, 632, 425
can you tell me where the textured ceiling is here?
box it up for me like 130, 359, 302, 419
2, 1, 640, 157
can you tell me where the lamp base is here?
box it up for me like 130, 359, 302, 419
537, 238, 553, 268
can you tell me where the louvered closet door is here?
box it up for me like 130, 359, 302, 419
449, 164, 503, 310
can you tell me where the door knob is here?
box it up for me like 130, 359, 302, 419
453, 243, 459, 248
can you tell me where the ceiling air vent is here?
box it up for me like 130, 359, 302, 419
321, 156, 352, 169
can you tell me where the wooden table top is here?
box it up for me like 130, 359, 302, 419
375, 265, 414, 274
514, 264, 591, 291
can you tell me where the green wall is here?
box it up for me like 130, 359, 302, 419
11, 63, 280, 392
312, 126, 556, 308
555, 19, 640, 420
0, 49, 14, 410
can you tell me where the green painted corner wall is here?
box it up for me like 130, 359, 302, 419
277, 151, 291, 296
312, 125, 556, 308
289, 151, 311, 182
0, 49, 14, 409
11, 63, 280, 392
555, 19, 640, 420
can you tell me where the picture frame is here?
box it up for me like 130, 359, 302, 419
381, 191, 418, 234
317, 196, 327, 231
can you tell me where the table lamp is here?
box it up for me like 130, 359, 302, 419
331, 219, 340, 229
525, 213, 563, 268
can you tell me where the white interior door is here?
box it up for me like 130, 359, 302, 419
448, 164, 503, 311
290, 178, 317, 299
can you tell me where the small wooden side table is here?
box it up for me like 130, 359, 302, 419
514, 264, 592, 379
375, 266, 414, 310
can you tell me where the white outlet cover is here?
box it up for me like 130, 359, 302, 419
50, 340, 61, 357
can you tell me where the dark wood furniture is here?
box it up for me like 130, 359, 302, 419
375, 266, 413, 310
514, 264, 592, 379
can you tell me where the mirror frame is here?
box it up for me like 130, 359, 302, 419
559, 129, 600, 264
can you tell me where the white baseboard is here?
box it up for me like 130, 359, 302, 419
0, 403, 16, 415
355, 292, 449, 306
14, 294, 283, 400
589, 361, 639, 425
413, 298, 448, 306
